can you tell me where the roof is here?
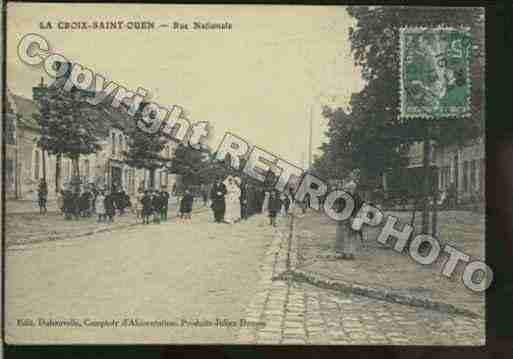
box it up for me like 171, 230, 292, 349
8, 91, 133, 136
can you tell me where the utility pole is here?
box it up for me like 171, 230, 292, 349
308, 104, 313, 169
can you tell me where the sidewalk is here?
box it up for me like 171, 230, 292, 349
5, 199, 205, 248
236, 213, 484, 345
5, 197, 180, 214
290, 210, 485, 317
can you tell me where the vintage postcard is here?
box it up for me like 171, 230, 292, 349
3, 3, 486, 344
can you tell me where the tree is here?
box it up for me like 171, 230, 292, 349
167, 143, 213, 187
123, 103, 168, 189
33, 86, 103, 192
346, 6, 484, 232
346, 5, 484, 166
313, 106, 357, 182
317, 6, 483, 220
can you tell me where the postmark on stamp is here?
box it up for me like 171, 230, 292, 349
399, 27, 472, 119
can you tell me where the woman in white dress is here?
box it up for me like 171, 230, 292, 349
224, 176, 241, 223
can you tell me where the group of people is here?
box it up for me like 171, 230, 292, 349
210, 175, 293, 226
133, 188, 172, 224
55, 184, 131, 221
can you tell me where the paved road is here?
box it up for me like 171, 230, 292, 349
5, 211, 276, 344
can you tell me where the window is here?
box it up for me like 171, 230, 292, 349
111, 132, 116, 155
34, 150, 40, 180
118, 134, 123, 155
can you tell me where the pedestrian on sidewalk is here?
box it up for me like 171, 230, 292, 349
159, 187, 170, 221
37, 179, 48, 214
95, 191, 106, 222
240, 182, 249, 220
282, 193, 291, 216
268, 190, 282, 227
151, 189, 162, 224
210, 177, 227, 223
135, 188, 144, 219
79, 189, 92, 217
335, 180, 362, 260
180, 188, 194, 220
56, 188, 64, 215
105, 191, 116, 223
141, 190, 152, 224
201, 185, 209, 207
63, 189, 74, 220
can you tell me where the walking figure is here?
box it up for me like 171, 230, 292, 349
210, 178, 227, 223
95, 191, 106, 222
160, 187, 170, 221
335, 180, 363, 260
104, 191, 116, 223
38, 179, 48, 214
180, 188, 194, 220
151, 190, 162, 224
135, 188, 144, 219
141, 190, 153, 224
268, 190, 282, 227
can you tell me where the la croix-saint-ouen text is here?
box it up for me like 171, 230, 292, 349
39, 21, 232, 31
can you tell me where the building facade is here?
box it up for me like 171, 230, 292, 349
5, 90, 179, 200
403, 138, 485, 203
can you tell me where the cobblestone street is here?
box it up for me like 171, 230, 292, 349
238, 214, 485, 346
240, 280, 484, 345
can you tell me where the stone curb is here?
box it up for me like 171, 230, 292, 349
278, 269, 481, 319
7, 207, 209, 250
278, 214, 481, 319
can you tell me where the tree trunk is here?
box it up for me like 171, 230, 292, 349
55, 153, 62, 193
71, 156, 81, 193
410, 199, 417, 227
149, 168, 156, 189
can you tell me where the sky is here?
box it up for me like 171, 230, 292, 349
7, 3, 364, 168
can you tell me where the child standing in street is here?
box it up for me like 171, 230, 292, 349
95, 191, 106, 222
104, 191, 116, 223
141, 190, 152, 224
268, 190, 282, 227
180, 188, 194, 220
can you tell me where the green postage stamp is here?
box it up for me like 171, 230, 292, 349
400, 27, 472, 119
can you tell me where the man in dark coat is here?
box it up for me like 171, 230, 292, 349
63, 189, 74, 220
151, 190, 162, 224
210, 178, 227, 223
268, 190, 282, 227
159, 188, 170, 221
141, 190, 153, 224
240, 182, 249, 220
104, 191, 116, 223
